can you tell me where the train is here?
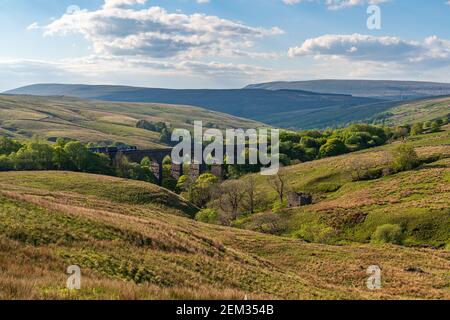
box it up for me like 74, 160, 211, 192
88, 146, 138, 154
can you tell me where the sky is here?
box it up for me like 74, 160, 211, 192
0, 0, 450, 91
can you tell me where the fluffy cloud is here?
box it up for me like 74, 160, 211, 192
288, 34, 450, 68
103, 0, 146, 9
42, 1, 283, 59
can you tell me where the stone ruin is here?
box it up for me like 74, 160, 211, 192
287, 192, 313, 208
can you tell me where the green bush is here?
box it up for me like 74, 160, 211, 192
410, 122, 424, 135
0, 137, 22, 155
195, 209, 218, 224
371, 224, 403, 245
0, 155, 13, 171
319, 138, 347, 158
391, 145, 420, 173
356, 168, 384, 181
293, 223, 336, 244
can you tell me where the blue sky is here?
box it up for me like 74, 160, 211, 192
1, 0, 450, 91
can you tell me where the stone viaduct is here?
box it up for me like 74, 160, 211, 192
105, 147, 228, 186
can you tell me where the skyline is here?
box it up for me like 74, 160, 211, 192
1, 0, 450, 91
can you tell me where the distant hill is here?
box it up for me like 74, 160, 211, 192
5, 84, 388, 129
0, 94, 261, 148
373, 95, 450, 125
245, 80, 450, 100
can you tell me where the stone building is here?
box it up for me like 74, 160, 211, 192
287, 192, 313, 208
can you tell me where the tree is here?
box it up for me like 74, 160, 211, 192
13, 141, 55, 170
391, 144, 420, 172
0, 137, 22, 155
177, 175, 196, 201
300, 136, 318, 149
319, 138, 347, 158
52, 146, 72, 170
348, 157, 369, 181
430, 121, 441, 133
243, 175, 257, 214
160, 127, 174, 145
193, 173, 219, 207
0, 155, 13, 171
217, 180, 246, 222
140, 157, 152, 168
268, 171, 288, 204
195, 208, 219, 224
64, 141, 90, 171
410, 122, 424, 136
55, 137, 74, 148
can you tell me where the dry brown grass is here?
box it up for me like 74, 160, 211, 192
0, 172, 449, 300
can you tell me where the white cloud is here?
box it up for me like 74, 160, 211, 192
42, 1, 283, 59
288, 34, 422, 61
27, 22, 40, 31
103, 0, 147, 9
288, 33, 450, 68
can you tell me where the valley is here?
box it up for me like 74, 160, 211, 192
1, 81, 449, 301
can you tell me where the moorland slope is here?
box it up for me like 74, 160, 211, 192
0, 171, 449, 300
0, 94, 261, 148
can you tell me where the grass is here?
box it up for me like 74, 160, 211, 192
0, 171, 198, 217
0, 171, 449, 299
237, 129, 450, 249
381, 96, 450, 125
0, 94, 262, 148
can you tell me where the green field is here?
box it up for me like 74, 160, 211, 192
0, 95, 262, 148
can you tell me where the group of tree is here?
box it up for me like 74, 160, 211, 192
0, 137, 157, 184
410, 118, 447, 136
136, 120, 173, 144
269, 124, 387, 168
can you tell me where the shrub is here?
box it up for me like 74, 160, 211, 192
430, 121, 441, 133
195, 209, 218, 224
0, 137, 22, 155
319, 138, 347, 158
0, 155, 13, 171
371, 224, 403, 245
391, 145, 420, 173
356, 168, 384, 181
410, 122, 424, 135
293, 223, 336, 244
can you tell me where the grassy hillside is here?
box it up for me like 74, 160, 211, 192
0, 94, 261, 148
376, 96, 450, 125
0, 170, 449, 300
236, 129, 450, 248
4, 84, 390, 129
